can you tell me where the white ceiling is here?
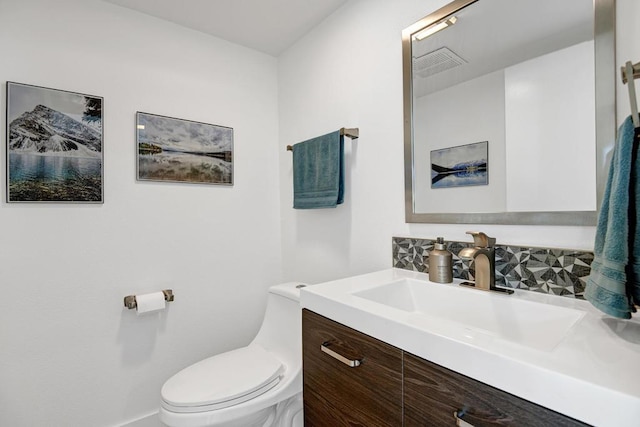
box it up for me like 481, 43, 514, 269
102, 0, 349, 56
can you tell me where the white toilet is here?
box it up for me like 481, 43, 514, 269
159, 282, 305, 427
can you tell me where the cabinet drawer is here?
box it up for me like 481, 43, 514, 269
404, 353, 589, 427
302, 309, 403, 427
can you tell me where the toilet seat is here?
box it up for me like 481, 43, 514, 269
161, 344, 284, 414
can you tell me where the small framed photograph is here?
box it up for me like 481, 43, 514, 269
6, 82, 104, 203
430, 141, 488, 189
136, 112, 233, 185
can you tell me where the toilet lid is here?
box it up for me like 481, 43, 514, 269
161, 344, 283, 412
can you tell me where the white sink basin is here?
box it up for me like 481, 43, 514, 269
353, 278, 584, 351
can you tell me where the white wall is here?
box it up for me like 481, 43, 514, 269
278, 0, 639, 285
505, 41, 596, 212
278, 0, 423, 284
0, 0, 281, 426
414, 70, 506, 214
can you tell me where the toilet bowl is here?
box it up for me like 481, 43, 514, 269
159, 282, 305, 427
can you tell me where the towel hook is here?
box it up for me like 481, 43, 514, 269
622, 61, 640, 128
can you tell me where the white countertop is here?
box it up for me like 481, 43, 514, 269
300, 268, 640, 427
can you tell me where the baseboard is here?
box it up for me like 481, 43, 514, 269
119, 411, 162, 427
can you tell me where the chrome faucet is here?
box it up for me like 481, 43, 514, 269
458, 231, 513, 294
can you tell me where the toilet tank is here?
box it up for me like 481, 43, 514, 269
250, 282, 305, 363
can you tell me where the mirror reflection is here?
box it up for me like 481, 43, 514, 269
402, 0, 615, 225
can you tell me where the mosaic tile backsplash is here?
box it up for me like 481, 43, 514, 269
392, 237, 594, 299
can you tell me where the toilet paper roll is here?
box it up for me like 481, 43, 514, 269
135, 291, 166, 315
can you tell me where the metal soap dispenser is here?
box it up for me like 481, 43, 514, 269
428, 237, 453, 283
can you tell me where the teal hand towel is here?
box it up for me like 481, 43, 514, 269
585, 116, 640, 318
292, 131, 344, 209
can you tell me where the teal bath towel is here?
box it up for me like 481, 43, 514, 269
292, 131, 344, 209
585, 116, 640, 318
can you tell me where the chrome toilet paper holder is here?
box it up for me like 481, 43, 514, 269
124, 289, 174, 309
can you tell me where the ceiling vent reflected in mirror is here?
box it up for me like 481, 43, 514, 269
413, 47, 467, 79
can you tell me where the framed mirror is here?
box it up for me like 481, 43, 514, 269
402, 0, 615, 225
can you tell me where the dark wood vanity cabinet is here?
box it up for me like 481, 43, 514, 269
303, 309, 589, 427
404, 352, 589, 427
302, 309, 403, 426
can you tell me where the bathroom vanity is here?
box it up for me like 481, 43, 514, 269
300, 269, 640, 426
304, 309, 585, 426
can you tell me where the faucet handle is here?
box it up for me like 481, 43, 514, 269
466, 231, 496, 248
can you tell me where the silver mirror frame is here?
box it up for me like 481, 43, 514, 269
402, 0, 616, 225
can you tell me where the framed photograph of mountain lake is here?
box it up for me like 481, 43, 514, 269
430, 141, 488, 189
136, 112, 233, 185
6, 82, 104, 203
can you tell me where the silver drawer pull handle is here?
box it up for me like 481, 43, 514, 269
454, 410, 474, 427
320, 342, 362, 367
